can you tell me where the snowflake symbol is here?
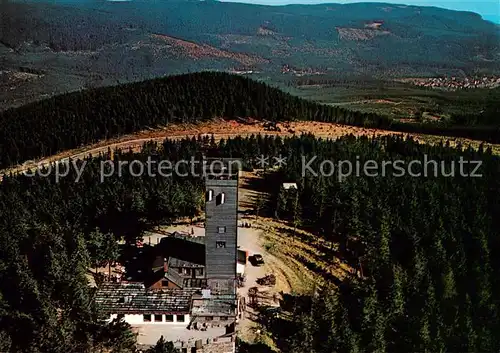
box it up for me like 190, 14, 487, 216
256, 154, 270, 168
273, 154, 287, 168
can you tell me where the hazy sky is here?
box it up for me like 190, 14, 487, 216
220, 0, 500, 23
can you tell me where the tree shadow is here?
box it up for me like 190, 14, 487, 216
273, 224, 362, 276
117, 243, 156, 282
292, 253, 342, 286
240, 171, 283, 218
236, 340, 276, 353
251, 303, 296, 352
240, 171, 281, 194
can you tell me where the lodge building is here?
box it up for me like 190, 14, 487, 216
94, 158, 243, 352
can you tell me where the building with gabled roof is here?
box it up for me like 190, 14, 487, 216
94, 158, 242, 352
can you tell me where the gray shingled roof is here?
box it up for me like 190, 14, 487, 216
164, 267, 185, 288
95, 283, 198, 314
191, 295, 238, 317
168, 257, 204, 268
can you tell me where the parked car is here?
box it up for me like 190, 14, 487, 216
250, 254, 265, 266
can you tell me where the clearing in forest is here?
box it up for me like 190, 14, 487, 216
4, 119, 499, 179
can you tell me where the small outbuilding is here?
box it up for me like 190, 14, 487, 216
282, 183, 297, 190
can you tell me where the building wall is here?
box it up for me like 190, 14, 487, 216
173, 266, 205, 278
236, 263, 245, 275
190, 315, 236, 326
148, 279, 163, 290
148, 278, 181, 290
107, 313, 190, 325
205, 178, 238, 279
166, 280, 182, 289
172, 337, 236, 353
200, 341, 235, 353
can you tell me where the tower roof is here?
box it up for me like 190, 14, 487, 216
203, 158, 241, 180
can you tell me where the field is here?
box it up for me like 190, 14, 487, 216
280, 78, 500, 122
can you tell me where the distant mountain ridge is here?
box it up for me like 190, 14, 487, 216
0, 0, 499, 108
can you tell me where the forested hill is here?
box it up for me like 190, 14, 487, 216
1, 72, 500, 170
0, 71, 386, 169
3, 0, 498, 71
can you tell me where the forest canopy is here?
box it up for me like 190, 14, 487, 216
0, 133, 499, 351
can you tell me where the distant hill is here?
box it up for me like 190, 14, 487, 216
0, 0, 499, 108
0, 72, 364, 168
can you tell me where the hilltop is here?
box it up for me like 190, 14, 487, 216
1, 71, 499, 172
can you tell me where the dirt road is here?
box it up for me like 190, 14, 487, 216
4, 118, 492, 179
235, 172, 319, 346
1, 119, 393, 177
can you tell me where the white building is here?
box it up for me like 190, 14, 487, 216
237, 249, 247, 276
95, 283, 195, 326
95, 283, 239, 351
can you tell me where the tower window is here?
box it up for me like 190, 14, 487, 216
216, 241, 226, 248
216, 192, 225, 205
206, 189, 214, 202
218, 226, 226, 234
